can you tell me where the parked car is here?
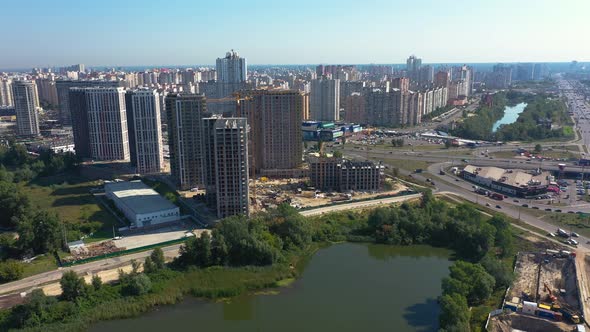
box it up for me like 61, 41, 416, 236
571, 232, 580, 237
522, 204, 529, 207
496, 205, 502, 209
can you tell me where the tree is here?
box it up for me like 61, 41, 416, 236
195, 232, 212, 267
480, 255, 513, 288
442, 261, 495, 305
124, 274, 152, 296
444, 140, 452, 149
534, 144, 542, 153
91, 275, 102, 290
332, 150, 343, 158
211, 230, 228, 266
0, 260, 24, 282
150, 248, 165, 270
143, 257, 156, 274
60, 270, 86, 301
439, 293, 470, 330
17, 210, 62, 254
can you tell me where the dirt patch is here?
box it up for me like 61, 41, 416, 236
490, 312, 572, 332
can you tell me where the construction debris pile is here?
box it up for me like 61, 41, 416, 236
489, 250, 584, 332
63, 240, 125, 263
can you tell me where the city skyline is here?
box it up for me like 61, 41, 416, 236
2, 0, 590, 69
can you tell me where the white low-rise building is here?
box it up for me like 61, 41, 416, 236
105, 180, 180, 228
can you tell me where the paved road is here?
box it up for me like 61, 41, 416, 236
299, 194, 422, 216
0, 245, 182, 296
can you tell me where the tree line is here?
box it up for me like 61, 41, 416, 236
495, 96, 572, 141
0, 143, 81, 284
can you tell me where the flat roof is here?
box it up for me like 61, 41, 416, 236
105, 181, 178, 215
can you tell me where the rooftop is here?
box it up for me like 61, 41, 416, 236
464, 165, 550, 188
104, 181, 178, 215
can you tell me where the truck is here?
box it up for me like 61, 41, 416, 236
557, 228, 570, 238
490, 193, 504, 200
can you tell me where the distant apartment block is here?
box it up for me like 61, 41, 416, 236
12, 80, 40, 137
310, 78, 340, 121
0, 79, 14, 107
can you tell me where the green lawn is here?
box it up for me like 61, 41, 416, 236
19, 174, 119, 243
539, 212, 590, 238
20, 254, 59, 278
379, 158, 431, 172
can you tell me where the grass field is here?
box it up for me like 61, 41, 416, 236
19, 174, 119, 243
21, 254, 58, 278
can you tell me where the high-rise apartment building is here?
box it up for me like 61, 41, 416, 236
406, 55, 422, 82
56, 80, 122, 125
12, 81, 40, 137
85, 87, 130, 161
435, 71, 450, 88
211, 117, 249, 218
236, 90, 303, 173
365, 88, 422, 127
216, 50, 247, 98
36, 77, 59, 106
310, 78, 340, 121
126, 89, 164, 174
0, 79, 14, 107
166, 93, 207, 190
68, 88, 91, 158
216, 50, 247, 83
166, 95, 250, 218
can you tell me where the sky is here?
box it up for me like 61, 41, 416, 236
1, 0, 589, 69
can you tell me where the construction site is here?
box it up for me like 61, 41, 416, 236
489, 250, 586, 332
249, 176, 408, 213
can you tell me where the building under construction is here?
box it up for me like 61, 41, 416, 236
489, 250, 584, 332
309, 156, 384, 192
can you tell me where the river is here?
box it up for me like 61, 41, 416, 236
91, 243, 452, 332
492, 102, 528, 132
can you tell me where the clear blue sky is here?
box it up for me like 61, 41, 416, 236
1, 0, 589, 68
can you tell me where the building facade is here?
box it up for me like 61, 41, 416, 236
126, 89, 164, 174
56, 80, 122, 126
12, 80, 40, 137
236, 89, 303, 173
0, 79, 13, 107
310, 78, 340, 121
85, 87, 130, 161
166, 93, 207, 190
212, 118, 250, 218
310, 157, 383, 192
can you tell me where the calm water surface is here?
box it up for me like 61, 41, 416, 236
492, 102, 528, 132
91, 243, 452, 332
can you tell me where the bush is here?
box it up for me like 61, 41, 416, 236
0, 259, 24, 282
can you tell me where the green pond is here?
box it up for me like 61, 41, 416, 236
91, 243, 452, 332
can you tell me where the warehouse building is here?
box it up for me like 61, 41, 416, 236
104, 180, 180, 228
